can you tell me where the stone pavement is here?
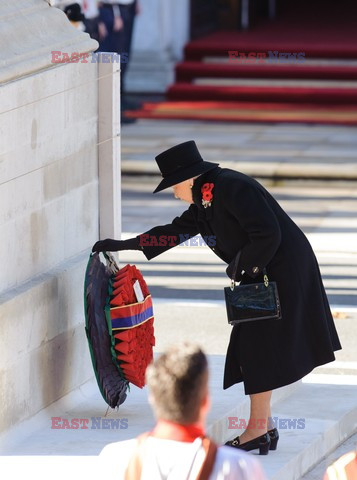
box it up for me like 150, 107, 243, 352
1, 120, 357, 479
120, 120, 357, 181
2, 175, 356, 479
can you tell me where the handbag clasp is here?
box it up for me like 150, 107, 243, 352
264, 274, 269, 287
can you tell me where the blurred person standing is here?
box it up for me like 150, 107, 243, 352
82, 0, 100, 41
100, 342, 267, 480
97, 1, 140, 121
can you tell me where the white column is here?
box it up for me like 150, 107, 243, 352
98, 58, 121, 239
126, 0, 190, 93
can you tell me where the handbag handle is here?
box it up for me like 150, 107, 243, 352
231, 251, 242, 284
230, 251, 269, 290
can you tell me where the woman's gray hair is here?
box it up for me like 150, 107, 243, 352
146, 342, 208, 424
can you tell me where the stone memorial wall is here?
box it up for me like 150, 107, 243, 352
0, 0, 110, 434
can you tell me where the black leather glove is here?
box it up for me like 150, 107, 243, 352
92, 237, 141, 253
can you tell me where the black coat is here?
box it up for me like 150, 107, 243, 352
139, 167, 342, 394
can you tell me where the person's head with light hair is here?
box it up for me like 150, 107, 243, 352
145, 342, 210, 425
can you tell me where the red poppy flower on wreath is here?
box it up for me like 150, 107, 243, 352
201, 183, 214, 208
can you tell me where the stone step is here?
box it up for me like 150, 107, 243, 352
175, 61, 357, 83
194, 78, 357, 89
119, 119, 357, 181
206, 357, 301, 444
121, 154, 357, 182
1, 277, 355, 479
167, 83, 357, 104
1, 369, 356, 480
203, 57, 357, 67
0, 355, 299, 455
301, 431, 357, 479
257, 376, 357, 480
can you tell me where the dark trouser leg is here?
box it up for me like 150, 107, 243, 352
84, 17, 100, 42
97, 6, 123, 54
118, 3, 136, 96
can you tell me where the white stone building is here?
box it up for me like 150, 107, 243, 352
0, 0, 120, 435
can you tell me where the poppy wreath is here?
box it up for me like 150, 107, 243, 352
84, 253, 155, 408
201, 183, 214, 208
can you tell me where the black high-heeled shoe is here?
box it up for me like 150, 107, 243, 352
225, 432, 271, 455
268, 428, 279, 450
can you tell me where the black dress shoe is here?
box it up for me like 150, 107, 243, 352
225, 432, 270, 455
268, 428, 279, 450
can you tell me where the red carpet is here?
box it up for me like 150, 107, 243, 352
126, 101, 357, 126
184, 28, 357, 62
176, 62, 357, 82
167, 84, 357, 105
184, 0, 357, 60
128, 0, 357, 125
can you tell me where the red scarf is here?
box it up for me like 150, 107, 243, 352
150, 419, 205, 443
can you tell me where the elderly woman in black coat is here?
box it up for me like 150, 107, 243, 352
93, 141, 341, 455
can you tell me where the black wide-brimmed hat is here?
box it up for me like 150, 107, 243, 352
153, 141, 219, 193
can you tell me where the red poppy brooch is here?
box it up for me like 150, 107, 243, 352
201, 183, 214, 208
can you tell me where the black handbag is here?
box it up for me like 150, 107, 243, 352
224, 252, 282, 325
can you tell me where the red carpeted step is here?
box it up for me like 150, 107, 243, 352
167, 83, 357, 104
184, 30, 357, 61
185, 43, 357, 62
125, 101, 357, 126
175, 61, 357, 83
128, 1, 357, 125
